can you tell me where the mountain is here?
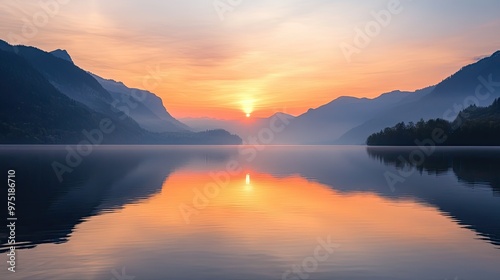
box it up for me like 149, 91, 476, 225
0, 40, 241, 145
49, 46, 190, 133
181, 112, 296, 142
181, 117, 241, 133
91, 74, 191, 133
228, 50, 498, 145
160, 50, 499, 145
337, 51, 500, 144
49, 49, 74, 63
1, 42, 118, 116
0, 49, 141, 144
270, 87, 434, 144
365, 98, 500, 146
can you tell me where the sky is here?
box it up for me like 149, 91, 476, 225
1, 0, 500, 119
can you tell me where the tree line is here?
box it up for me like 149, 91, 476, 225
367, 98, 500, 146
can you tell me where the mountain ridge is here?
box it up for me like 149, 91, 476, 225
0, 40, 241, 145
50, 49, 74, 64
336, 50, 500, 144
90, 73, 191, 133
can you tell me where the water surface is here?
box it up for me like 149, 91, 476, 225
1, 146, 499, 280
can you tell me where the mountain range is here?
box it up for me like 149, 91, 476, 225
337, 51, 500, 144
185, 51, 500, 144
1, 38, 499, 145
0, 39, 241, 145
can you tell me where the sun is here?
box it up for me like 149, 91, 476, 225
241, 99, 254, 118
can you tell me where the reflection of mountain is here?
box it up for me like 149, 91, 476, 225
245, 147, 500, 248
0, 147, 236, 252
366, 148, 500, 193
366, 147, 500, 246
2, 147, 499, 253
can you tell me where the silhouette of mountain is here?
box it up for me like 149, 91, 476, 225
91, 73, 191, 133
270, 88, 434, 144
0, 40, 241, 145
159, 50, 499, 145
0, 49, 137, 144
44, 46, 196, 133
181, 112, 296, 142
1, 42, 117, 115
49, 49, 74, 64
338, 51, 500, 144
181, 117, 238, 132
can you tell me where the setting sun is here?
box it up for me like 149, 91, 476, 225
246, 113, 251, 118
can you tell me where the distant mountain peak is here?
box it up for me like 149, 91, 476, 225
272, 112, 295, 119
50, 49, 73, 64
335, 96, 359, 101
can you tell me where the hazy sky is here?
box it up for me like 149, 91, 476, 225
1, 0, 500, 119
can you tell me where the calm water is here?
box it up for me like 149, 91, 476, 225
1, 146, 500, 280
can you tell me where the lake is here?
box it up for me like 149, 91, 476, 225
1, 146, 499, 280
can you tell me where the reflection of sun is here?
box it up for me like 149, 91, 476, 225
245, 173, 252, 191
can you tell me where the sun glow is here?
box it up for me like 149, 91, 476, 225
241, 99, 255, 117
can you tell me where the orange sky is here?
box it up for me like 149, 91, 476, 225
1, 0, 500, 119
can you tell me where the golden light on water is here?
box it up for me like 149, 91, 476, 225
70, 170, 477, 252
245, 173, 252, 191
